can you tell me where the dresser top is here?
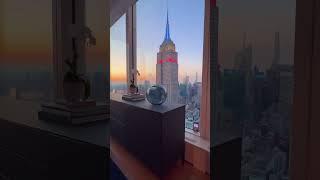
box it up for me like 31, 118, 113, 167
0, 96, 109, 149
111, 93, 185, 114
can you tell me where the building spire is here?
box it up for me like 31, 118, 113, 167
164, 2, 171, 42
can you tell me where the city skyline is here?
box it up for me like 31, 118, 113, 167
111, 0, 205, 84
1, 0, 295, 75
217, 0, 295, 70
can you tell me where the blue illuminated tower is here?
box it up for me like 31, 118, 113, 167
156, 8, 179, 104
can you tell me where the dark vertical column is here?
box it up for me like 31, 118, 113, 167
53, 0, 86, 100
210, 0, 219, 141
290, 0, 314, 179
126, 4, 137, 89
210, 0, 242, 179
308, 0, 320, 179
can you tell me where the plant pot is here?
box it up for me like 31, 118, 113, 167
129, 86, 138, 94
63, 80, 85, 102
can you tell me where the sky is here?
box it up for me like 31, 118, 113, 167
111, 0, 296, 85
111, 0, 205, 84
217, 0, 296, 70
1, 0, 296, 80
0, 0, 53, 69
0, 0, 108, 72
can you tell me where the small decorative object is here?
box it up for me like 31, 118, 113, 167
122, 69, 145, 102
193, 122, 200, 132
146, 85, 167, 105
128, 69, 140, 94
63, 38, 91, 102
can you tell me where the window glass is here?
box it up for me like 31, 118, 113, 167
110, 14, 127, 95
85, 0, 108, 101
0, 0, 53, 103
214, 0, 296, 179
136, 0, 205, 132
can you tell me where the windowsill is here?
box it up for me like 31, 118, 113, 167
185, 131, 210, 152
185, 128, 200, 136
0, 96, 109, 148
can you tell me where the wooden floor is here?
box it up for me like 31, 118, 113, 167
110, 137, 210, 180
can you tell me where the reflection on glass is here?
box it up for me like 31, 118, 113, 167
0, 0, 53, 102
85, 0, 107, 101
215, 0, 295, 179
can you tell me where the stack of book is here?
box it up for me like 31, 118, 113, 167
122, 93, 145, 102
38, 101, 108, 125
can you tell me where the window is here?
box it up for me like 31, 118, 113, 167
85, 0, 108, 101
214, 0, 296, 179
0, 0, 53, 103
136, 0, 205, 133
0, 0, 109, 119
110, 14, 127, 95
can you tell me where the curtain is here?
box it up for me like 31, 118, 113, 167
200, 0, 211, 140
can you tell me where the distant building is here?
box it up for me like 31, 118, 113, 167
184, 75, 190, 85
266, 32, 293, 110
139, 80, 151, 94
253, 66, 267, 121
156, 10, 179, 104
242, 32, 292, 180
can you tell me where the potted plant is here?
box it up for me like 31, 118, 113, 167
63, 39, 90, 102
128, 69, 140, 94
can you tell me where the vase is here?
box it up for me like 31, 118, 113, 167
63, 80, 85, 102
129, 85, 138, 94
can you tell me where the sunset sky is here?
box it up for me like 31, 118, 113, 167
0, 0, 108, 72
111, 0, 205, 84
0, 0, 52, 67
1, 0, 295, 83
111, 0, 296, 85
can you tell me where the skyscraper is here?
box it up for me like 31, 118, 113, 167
156, 9, 179, 104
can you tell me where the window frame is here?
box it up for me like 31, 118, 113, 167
125, 0, 210, 138
52, 0, 320, 178
290, 0, 319, 179
126, 4, 137, 90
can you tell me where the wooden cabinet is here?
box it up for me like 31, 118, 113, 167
0, 116, 109, 180
110, 93, 185, 177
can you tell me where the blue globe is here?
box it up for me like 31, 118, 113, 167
146, 85, 167, 105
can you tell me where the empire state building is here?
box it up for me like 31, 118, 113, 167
156, 11, 179, 104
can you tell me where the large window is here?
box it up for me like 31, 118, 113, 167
0, 0, 53, 102
214, 0, 296, 179
110, 14, 127, 95
136, 0, 205, 133
0, 0, 109, 119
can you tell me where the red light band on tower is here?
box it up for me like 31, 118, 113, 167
158, 58, 178, 64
